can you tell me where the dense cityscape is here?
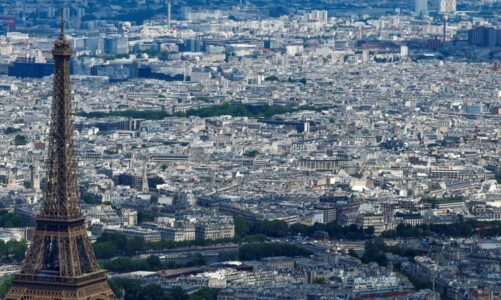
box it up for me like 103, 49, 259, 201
0, 0, 500, 299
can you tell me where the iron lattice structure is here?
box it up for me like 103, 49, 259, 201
6, 30, 115, 300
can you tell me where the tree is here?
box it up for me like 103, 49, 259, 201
189, 288, 220, 300
219, 251, 238, 261
137, 211, 155, 224
365, 226, 375, 237
109, 279, 140, 298
23, 181, 32, 189
234, 217, 250, 238
243, 150, 259, 158
361, 239, 388, 266
93, 242, 118, 259
373, 253, 388, 266
8, 240, 27, 261
250, 220, 289, 237
0, 239, 27, 262
264, 75, 279, 82
0, 277, 12, 299
379, 220, 501, 239
109, 279, 190, 300
241, 234, 269, 243
170, 286, 188, 300
146, 255, 161, 269
140, 285, 171, 300
0, 240, 6, 258
4, 127, 20, 134
290, 223, 310, 236
407, 275, 433, 290
148, 176, 165, 189
0, 210, 26, 227
77, 104, 312, 121
108, 279, 172, 300
97, 232, 128, 249
313, 277, 326, 284
14, 134, 27, 146
159, 51, 170, 61
348, 249, 358, 259
82, 193, 101, 205
238, 243, 312, 260
105, 257, 137, 273
94, 231, 238, 259
125, 237, 145, 254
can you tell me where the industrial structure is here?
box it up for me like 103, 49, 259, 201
5, 8, 115, 300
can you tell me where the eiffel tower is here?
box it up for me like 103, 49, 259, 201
6, 7, 115, 300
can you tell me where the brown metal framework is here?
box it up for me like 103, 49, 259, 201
6, 13, 115, 300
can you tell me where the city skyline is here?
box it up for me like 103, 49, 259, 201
0, 0, 500, 299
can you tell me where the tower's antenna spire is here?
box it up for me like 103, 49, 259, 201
167, 0, 172, 27
60, 0, 65, 37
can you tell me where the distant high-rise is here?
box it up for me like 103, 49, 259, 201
468, 27, 501, 47
104, 36, 129, 55
308, 10, 328, 22
5, 7, 115, 300
415, 0, 428, 17
400, 45, 409, 57
362, 50, 369, 63
440, 0, 456, 14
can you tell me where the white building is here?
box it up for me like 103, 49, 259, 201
400, 45, 409, 57
440, 0, 456, 14
308, 10, 328, 22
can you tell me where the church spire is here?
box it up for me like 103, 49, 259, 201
142, 163, 149, 193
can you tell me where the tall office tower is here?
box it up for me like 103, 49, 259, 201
415, 0, 428, 17
5, 11, 115, 300
440, 0, 456, 13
